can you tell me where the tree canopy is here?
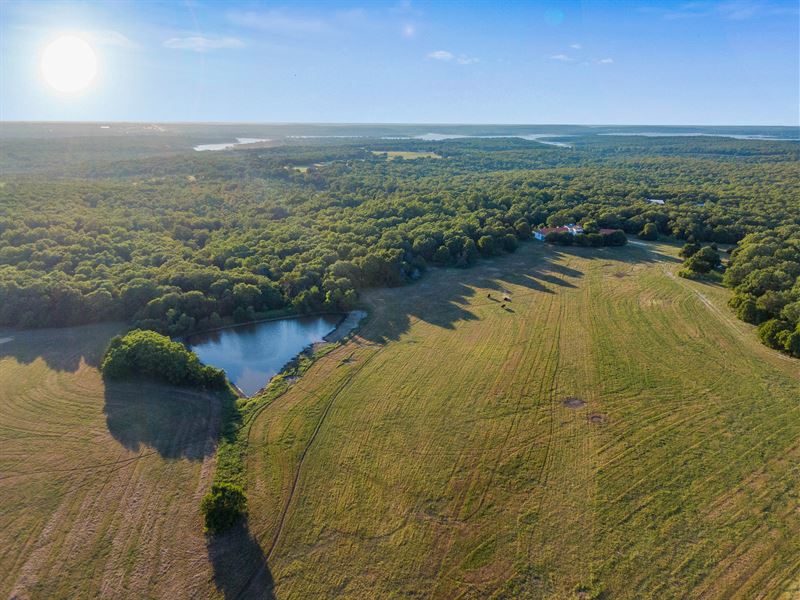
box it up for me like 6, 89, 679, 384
1, 133, 797, 350
725, 226, 800, 357
101, 329, 227, 388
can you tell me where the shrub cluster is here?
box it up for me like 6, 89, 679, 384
679, 245, 722, 276
101, 329, 227, 388
201, 482, 247, 534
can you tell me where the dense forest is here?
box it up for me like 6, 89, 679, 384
1, 130, 798, 354
725, 226, 800, 356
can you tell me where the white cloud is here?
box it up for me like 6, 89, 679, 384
228, 10, 329, 34
427, 50, 478, 64
402, 23, 416, 37
549, 53, 574, 61
570, 43, 582, 49
85, 30, 137, 49
428, 50, 454, 61
597, 57, 614, 64
163, 36, 244, 52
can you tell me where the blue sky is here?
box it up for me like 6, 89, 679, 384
1, 0, 798, 124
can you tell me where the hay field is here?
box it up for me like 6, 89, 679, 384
238, 241, 800, 599
0, 324, 229, 599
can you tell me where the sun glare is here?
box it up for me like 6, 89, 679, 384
41, 36, 97, 93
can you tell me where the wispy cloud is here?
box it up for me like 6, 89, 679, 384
391, 0, 423, 16
85, 30, 138, 49
228, 10, 329, 34
596, 57, 614, 64
549, 53, 575, 62
570, 43, 582, 49
428, 50, 454, 61
402, 23, 416, 37
427, 50, 479, 64
649, 0, 798, 21
163, 36, 244, 52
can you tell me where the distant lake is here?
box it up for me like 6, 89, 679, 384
596, 132, 789, 140
184, 315, 342, 396
193, 137, 270, 151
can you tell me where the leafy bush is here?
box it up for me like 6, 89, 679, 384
101, 329, 227, 388
679, 242, 701, 259
201, 482, 247, 534
638, 222, 659, 241
604, 230, 628, 247
682, 246, 721, 274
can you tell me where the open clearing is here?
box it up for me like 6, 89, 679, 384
239, 241, 800, 599
0, 324, 229, 599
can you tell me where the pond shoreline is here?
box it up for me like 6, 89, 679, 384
245, 309, 367, 398
191, 310, 367, 398
177, 310, 348, 343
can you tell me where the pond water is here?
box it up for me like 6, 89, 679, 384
184, 314, 342, 396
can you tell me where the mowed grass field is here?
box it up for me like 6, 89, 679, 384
0, 324, 228, 599
239, 241, 800, 599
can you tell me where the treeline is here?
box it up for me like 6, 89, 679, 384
725, 226, 800, 357
1, 136, 797, 336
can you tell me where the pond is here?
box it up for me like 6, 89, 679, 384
184, 314, 342, 396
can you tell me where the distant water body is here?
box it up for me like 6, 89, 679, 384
597, 132, 791, 141
190, 127, 798, 152
282, 132, 573, 147
193, 137, 270, 151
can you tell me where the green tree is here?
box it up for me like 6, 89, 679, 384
638, 223, 659, 241
201, 482, 247, 534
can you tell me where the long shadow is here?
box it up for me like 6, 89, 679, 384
358, 240, 675, 345
208, 520, 276, 600
0, 322, 121, 372
103, 381, 229, 460
359, 245, 583, 344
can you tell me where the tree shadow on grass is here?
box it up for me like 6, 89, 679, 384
359, 246, 587, 344
0, 322, 122, 372
208, 520, 276, 600
358, 241, 675, 344
103, 381, 232, 460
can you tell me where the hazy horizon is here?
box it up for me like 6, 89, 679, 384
2, 120, 799, 127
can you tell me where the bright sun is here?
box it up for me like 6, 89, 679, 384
41, 36, 97, 93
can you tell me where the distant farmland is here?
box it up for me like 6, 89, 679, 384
2, 241, 799, 599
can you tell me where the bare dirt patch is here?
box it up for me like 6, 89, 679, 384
562, 396, 586, 409
588, 413, 606, 424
